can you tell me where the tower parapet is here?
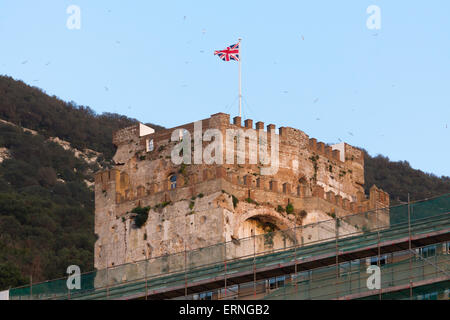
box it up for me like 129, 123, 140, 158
94, 112, 390, 269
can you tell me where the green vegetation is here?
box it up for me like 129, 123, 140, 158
131, 206, 150, 228
326, 212, 336, 219
0, 75, 449, 291
286, 203, 294, 214
232, 195, 239, 208
154, 201, 171, 210
263, 224, 276, 246
309, 155, 319, 182
245, 198, 259, 205
0, 76, 165, 290
0, 76, 163, 161
276, 205, 285, 213
364, 151, 450, 204
179, 163, 187, 175
0, 124, 97, 289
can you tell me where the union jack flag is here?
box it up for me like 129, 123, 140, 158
214, 43, 240, 62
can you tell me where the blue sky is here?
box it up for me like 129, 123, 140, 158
1, 0, 449, 176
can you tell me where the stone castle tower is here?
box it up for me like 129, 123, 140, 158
94, 112, 389, 270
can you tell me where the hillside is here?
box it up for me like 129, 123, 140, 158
0, 75, 449, 290
0, 76, 164, 160
364, 152, 450, 204
0, 76, 164, 290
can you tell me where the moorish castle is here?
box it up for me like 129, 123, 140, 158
94, 112, 390, 271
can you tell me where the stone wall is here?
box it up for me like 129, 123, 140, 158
94, 112, 390, 270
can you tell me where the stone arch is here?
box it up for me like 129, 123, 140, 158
233, 207, 299, 244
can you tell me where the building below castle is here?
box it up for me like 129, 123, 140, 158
94, 112, 390, 272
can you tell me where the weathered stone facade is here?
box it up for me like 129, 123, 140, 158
94, 112, 389, 270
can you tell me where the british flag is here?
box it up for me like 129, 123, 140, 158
214, 43, 240, 62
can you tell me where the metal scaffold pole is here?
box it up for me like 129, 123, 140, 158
106, 251, 109, 299
335, 215, 339, 299
145, 257, 148, 300
294, 225, 298, 295
224, 244, 227, 299
253, 232, 256, 298
378, 230, 382, 300
408, 193, 412, 299
184, 243, 187, 298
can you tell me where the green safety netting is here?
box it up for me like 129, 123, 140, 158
9, 194, 450, 300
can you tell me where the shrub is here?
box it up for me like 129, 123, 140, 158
299, 210, 308, 219
286, 203, 294, 214
232, 195, 239, 208
132, 206, 150, 228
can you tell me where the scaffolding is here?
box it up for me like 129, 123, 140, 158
9, 194, 450, 300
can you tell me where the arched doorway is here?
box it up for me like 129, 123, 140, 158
231, 208, 299, 258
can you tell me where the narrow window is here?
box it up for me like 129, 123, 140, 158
170, 175, 177, 189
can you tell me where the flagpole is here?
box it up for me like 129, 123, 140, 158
238, 38, 242, 118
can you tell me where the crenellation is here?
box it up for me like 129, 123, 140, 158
317, 142, 325, 154
332, 149, 340, 161
94, 112, 390, 270
267, 124, 276, 133
325, 145, 332, 158
309, 138, 317, 150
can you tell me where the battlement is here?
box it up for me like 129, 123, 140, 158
309, 138, 342, 163
97, 162, 384, 218
128, 114, 364, 168
107, 112, 373, 207
95, 111, 390, 269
